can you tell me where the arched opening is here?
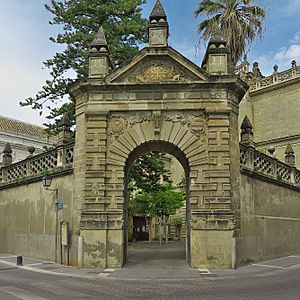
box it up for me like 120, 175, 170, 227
123, 140, 191, 267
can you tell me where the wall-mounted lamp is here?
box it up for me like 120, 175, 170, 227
42, 175, 52, 188
42, 175, 61, 205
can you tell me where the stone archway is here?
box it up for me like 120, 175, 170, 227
123, 140, 191, 266
104, 110, 207, 267
71, 1, 247, 269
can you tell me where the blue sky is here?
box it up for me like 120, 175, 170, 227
0, 0, 300, 125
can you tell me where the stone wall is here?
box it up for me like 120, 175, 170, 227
239, 171, 300, 265
0, 174, 79, 265
239, 62, 300, 169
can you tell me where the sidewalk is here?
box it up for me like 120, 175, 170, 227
1, 249, 300, 281
0, 253, 106, 279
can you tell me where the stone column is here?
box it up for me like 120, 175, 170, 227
79, 112, 119, 268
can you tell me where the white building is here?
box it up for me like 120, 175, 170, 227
0, 115, 56, 164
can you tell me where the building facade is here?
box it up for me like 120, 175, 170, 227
0, 115, 55, 165
238, 58, 300, 168
1, 0, 300, 270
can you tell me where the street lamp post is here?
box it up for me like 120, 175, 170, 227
42, 175, 61, 263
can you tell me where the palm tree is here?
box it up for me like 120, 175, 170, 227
194, 0, 266, 65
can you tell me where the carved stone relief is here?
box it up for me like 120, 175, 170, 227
164, 111, 208, 141
188, 112, 207, 139
107, 112, 153, 144
107, 110, 208, 145
128, 59, 190, 84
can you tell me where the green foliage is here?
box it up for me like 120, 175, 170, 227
169, 214, 183, 225
153, 184, 185, 217
45, 102, 75, 135
20, 0, 147, 133
128, 152, 171, 195
130, 183, 185, 218
194, 0, 266, 64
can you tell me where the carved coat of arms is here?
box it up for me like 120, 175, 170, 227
110, 115, 128, 136
189, 113, 207, 138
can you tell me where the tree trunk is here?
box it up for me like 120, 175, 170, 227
146, 217, 151, 244
165, 216, 169, 244
159, 216, 162, 246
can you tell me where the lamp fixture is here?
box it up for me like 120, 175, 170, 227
42, 175, 52, 188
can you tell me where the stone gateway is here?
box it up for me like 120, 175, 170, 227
70, 0, 247, 268
2, 0, 300, 270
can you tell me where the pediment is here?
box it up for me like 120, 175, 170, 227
107, 47, 208, 84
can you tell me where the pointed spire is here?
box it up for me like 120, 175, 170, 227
241, 116, 254, 147
2, 143, 12, 166
148, 0, 169, 47
90, 26, 108, 50
3, 143, 12, 154
59, 112, 70, 128
285, 144, 294, 155
57, 112, 72, 146
241, 115, 253, 131
150, 0, 167, 21
88, 25, 112, 78
285, 144, 295, 166
252, 62, 263, 78
209, 29, 226, 46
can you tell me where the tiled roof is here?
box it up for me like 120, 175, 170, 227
0, 115, 56, 143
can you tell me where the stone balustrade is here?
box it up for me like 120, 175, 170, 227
0, 142, 74, 187
249, 62, 300, 92
240, 143, 300, 187
1, 139, 299, 190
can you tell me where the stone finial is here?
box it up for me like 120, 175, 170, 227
57, 112, 73, 146
285, 144, 295, 166
2, 143, 12, 166
148, 0, 169, 47
88, 26, 112, 78
27, 146, 36, 158
252, 62, 263, 78
150, 0, 167, 20
241, 54, 250, 73
201, 28, 231, 75
291, 60, 297, 68
3, 143, 12, 154
241, 116, 254, 147
267, 146, 276, 156
273, 64, 279, 73
59, 112, 70, 128
90, 26, 108, 51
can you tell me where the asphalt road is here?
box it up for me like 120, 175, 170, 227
1, 242, 300, 300
1, 260, 300, 299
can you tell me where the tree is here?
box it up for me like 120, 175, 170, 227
20, 0, 147, 132
194, 0, 266, 64
133, 184, 185, 244
128, 151, 171, 195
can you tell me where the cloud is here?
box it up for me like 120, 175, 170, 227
291, 31, 300, 43
274, 45, 300, 62
252, 29, 300, 75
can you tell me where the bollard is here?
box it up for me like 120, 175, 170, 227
17, 256, 23, 266
78, 236, 83, 268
